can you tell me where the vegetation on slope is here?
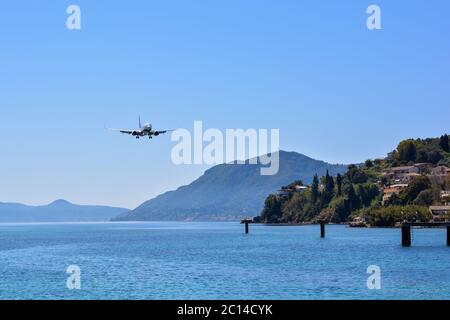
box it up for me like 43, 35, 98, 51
257, 135, 450, 226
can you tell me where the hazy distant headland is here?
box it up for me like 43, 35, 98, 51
0, 199, 129, 223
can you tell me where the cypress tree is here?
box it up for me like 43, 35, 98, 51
347, 185, 360, 213
323, 170, 335, 205
311, 174, 319, 204
440, 134, 449, 152
336, 174, 343, 196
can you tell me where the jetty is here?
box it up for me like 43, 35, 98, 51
401, 222, 450, 247
241, 219, 329, 237
241, 218, 253, 234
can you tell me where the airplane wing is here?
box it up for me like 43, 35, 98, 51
155, 129, 175, 135
108, 128, 134, 135
119, 130, 134, 135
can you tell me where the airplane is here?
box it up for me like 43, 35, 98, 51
110, 116, 174, 139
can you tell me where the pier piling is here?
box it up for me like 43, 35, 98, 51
447, 226, 450, 246
401, 222, 450, 247
401, 225, 411, 247
320, 222, 325, 238
241, 218, 252, 234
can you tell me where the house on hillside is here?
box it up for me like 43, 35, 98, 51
403, 173, 421, 183
277, 184, 308, 200
414, 163, 433, 174
429, 206, 450, 222
382, 184, 409, 205
440, 190, 450, 205
432, 166, 450, 175
382, 166, 419, 184
429, 166, 450, 185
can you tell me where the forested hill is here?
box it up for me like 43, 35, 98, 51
258, 135, 450, 226
113, 151, 348, 221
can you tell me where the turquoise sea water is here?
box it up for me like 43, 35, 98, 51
0, 222, 448, 300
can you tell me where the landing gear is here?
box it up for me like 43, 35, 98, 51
136, 136, 140, 139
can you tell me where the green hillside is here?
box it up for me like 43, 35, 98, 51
257, 135, 450, 226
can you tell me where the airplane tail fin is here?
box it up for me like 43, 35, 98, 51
139, 115, 142, 129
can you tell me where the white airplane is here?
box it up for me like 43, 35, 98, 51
110, 116, 174, 139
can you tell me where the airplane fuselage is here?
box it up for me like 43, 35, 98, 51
132, 123, 161, 138
115, 118, 172, 139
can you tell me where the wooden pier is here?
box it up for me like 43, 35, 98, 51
239, 219, 449, 246
401, 222, 450, 247
241, 218, 253, 234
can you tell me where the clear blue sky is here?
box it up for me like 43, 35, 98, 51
1, 0, 449, 208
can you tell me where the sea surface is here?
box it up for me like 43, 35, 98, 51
0, 222, 448, 300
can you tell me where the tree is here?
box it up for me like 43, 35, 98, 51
282, 192, 310, 222
413, 189, 434, 206
355, 183, 380, 208
365, 159, 374, 168
347, 165, 368, 184
359, 205, 431, 227
428, 150, 443, 164
357, 185, 370, 207
440, 134, 449, 152
367, 184, 381, 202
396, 140, 417, 162
260, 195, 283, 223
347, 185, 361, 213
386, 193, 403, 206
311, 174, 320, 204
400, 176, 432, 204
322, 170, 335, 205
336, 174, 343, 196
325, 171, 335, 191
416, 150, 428, 163
322, 196, 349, 223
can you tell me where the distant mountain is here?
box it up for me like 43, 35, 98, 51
0, 199, 129, 222
114, 151, 348, 221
